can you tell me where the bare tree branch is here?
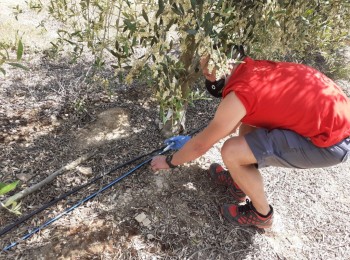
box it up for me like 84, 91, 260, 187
0, 151, 95, 209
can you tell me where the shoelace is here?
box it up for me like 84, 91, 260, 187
238, 199, 254, 215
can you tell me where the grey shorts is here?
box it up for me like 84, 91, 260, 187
245, 128, 350, 169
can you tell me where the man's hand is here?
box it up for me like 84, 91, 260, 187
150, 155, 169, 171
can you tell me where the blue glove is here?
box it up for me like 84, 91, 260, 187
164, 135, 191, 150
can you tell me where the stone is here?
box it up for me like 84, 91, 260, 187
135, 212, 147, 223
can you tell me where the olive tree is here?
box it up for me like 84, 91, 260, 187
37, 0, 350, 136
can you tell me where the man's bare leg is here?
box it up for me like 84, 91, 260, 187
221, 133, 270, 215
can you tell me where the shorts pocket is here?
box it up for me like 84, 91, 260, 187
284, 131, 311, 150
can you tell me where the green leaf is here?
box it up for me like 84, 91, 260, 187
203, 12, 212, 34
151, 36, 158, 46
160, 62, 168, 74
178, 4, 184, 15
132, 36, 137, 47
0, 181, 19, 195
63, 39, 76, 45
7, 62, 29, 70
171, 3, 183, 16
50, 42, 58, 49
0, 68, 5, 75
123, 45, 129, 56
109, 49, 120, 58
71, 31, 83, 39
115, 40, 120, 50
165, 19, 176, 31
0, 182, 7, 189
124, 19, 136, 33
108, 48, 127, 59
156, 0, 165, 18
190, 0, 196, 11
17, 39, 23, 60
142, 9, 149, 23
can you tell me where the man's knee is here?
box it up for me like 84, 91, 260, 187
221, 137, 257, 166
221, 137, 245, 163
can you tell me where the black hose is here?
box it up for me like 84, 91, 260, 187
3, 150, 167, 251
0, 124, 205, 239
0, 146, 165, 238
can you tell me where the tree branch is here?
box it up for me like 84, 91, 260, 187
0, 151, 95, 209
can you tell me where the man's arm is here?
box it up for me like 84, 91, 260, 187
151, 92, 246, 170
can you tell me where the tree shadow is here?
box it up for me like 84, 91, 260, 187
1, 164, 262, 259
0, 58, 145, 238
0, 55, 219, 258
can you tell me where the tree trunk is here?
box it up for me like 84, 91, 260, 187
160, 35, 201, 137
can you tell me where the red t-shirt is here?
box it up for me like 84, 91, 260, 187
222, 57, 350, 147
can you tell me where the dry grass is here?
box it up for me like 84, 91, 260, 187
1, 1, 350, 259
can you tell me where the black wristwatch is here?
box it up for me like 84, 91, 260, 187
165, 154, 177, 168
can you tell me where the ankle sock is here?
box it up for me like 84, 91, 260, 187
254, 205, 273, 218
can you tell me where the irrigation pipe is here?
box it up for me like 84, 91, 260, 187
0, 146, 165, 238
1, 124, 205, 252
2, 148, 169, 252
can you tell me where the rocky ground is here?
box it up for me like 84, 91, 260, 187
1, 1, 350, 259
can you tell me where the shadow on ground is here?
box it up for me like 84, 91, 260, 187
1, 163, 262, 259
0, 56, 264, 259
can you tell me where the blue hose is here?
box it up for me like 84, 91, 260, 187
2, 150, 166, 252
2, 124, 205, 252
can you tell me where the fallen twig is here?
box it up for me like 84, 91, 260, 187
0, 151, 95, 210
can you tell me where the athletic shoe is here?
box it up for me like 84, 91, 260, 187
208, 163, 246, 202
220, 199, 274, 229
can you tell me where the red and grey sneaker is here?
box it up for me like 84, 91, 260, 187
220, 199, 274, 229
208, 163, 246, 202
